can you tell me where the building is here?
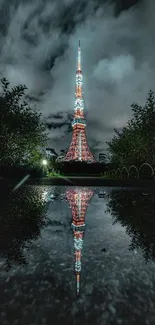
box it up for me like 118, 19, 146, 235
56, 155, 65, 163
99, 153, 106, 164
45, 148, 58, 159
65, 40, 95, 162
55, 149, 67, 162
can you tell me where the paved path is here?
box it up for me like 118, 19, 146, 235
27, 177, 155, 188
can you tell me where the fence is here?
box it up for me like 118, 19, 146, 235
106, 163, 155, 180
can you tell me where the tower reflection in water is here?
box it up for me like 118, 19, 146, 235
66, 187, 94, 296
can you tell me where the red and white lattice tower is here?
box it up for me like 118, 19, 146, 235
66, 187, 94, 295
65, 40, 96, 162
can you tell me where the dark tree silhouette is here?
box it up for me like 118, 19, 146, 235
106, 90, 155, 170
0, 185, 48, 269
106, 189, 155, 261
0, 78, 48, 167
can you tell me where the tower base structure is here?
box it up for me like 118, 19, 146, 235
65, 125, 95, 162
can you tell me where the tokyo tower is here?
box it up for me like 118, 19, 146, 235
64, 40, 96, 162
66, 187, 94, 296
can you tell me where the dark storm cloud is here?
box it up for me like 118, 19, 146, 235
44, 112, 73, 143
0, 0, 153, 155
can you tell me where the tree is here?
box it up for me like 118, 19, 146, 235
0, 78, 48, 166
60, 149, 66, 156
106, 90, 155, 168
98, 153, 106, 163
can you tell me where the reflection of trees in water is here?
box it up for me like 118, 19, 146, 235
106, 190, 155, 262
0, 186, 47, 270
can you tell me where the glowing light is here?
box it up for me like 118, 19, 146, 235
64, 41, 96, 162
76, 73, 83, 85
42, 159, 48, 166
74, 98, 84, 110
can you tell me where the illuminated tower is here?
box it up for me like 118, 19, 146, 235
65, 40, 95, 162
66, 187, 94, 295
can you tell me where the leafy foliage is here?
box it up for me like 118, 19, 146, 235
0, 78, 48, 166
106, 90, 155, 168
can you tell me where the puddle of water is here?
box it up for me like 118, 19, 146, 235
0, 185, 155, 325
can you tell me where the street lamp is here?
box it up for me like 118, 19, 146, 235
42, 159, 48, 166
41, 159, 48, 176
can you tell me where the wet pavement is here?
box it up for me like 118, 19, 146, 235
0, 185, 155, 325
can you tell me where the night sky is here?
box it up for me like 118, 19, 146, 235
0, 0, 153, 158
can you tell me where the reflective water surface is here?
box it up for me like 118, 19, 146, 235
0, 185, 155, 325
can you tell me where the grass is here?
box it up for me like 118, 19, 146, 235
100, 174, 115, 179
46, 171, 62, 178
46, 171, 116, 178
47, 172, 114, 178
